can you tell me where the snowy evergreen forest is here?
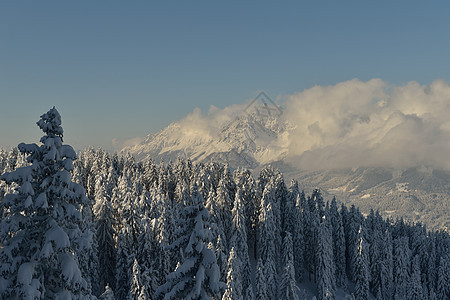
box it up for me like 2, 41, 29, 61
0, 108, 449, 300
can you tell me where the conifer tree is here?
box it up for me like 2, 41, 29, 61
330, 197, 347, 287
279, 232, 299, 300
317, 215, 336, 300
156, 186, 226, 300
94, 180, 117, 294
256, 259, 268, 300
222, 247, 243, 300
304, 192, 319, 281
115, 225, 134, 300
436, 254, 449, 300
129, 258, 146, 300
393, 237, 410, 300
230, 188, 252, 295
265, 257, 278, 300
293, 192, 305, 282
257, 184, 277, 263
0, 107, 95, 298
214, 234, 228, 284
408, 255, 424, 300
379, 230, 394, 300
216, 178, 233, 247
233, 168, 257, 259
354, 226, 369, 300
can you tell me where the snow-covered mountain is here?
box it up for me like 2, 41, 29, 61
122, 99, 289, 168
123, 102, 449, 230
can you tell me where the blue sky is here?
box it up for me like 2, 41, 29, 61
1, 1, 450, 151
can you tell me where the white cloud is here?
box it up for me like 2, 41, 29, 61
283, 78, 450, 170
129, 78, 450, 170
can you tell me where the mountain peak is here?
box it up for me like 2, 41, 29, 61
122, 93, 288, 167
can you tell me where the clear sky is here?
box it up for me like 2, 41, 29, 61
1, 1, 450, 151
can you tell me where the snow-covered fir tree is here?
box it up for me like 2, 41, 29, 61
393, 237, 410, 300
115, 225, 134, 300
0, 107, 95, 299
316, 214, 336, 300
230, 188, 253, 298
156, 185, 226, 299
222, 247, 243, 300
353, 226, 369, 300
436, 254, 449, 300
279, 232, 299, 300
330, 197, 347, 288
408, 255, 424, 300
129, 258, 147, 300
255, 258, 268, 300
379, 229, 394, 300
94, 179, 117, 294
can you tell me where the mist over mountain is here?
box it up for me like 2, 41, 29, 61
125, 78, 450, 170
123, 79, 450, 229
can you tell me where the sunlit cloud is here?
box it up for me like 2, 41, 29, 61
129, 78, 450, 170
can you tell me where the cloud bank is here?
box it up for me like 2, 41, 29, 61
283, 79, 450, 170
136, 79, 450, 171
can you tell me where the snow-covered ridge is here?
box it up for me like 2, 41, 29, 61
122, 104, 289, 168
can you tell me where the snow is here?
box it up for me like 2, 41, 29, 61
60, 253, 86, 288
43, 147, 57, 162
63, 158, 74, 171
60, 145, 76, 159
17, 263, 42, 299
35, 192, 48, 209
40, 242, 54, 258
55, 290, 72, 300
17, 262, 34, 285
167, 257, 197, 280
17, 142, 39, 154
24, 195, 33, 208
121, 105, 288, 167
58, 170, 71, 185
45, 222, 70, 250
0, 165, 33, 184
193, 265, 205, 297
20, 181, 34, 195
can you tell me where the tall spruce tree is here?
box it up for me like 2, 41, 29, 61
354, 226, 369, 300
379, 230, 394, 300
0, 107, 95, 299
316, 215, 336, 300
279, 232, 299, 300
436, 254, 449, 300
408, 255, 424, 300
293, 192, 305, 282
94, 180, 117, 294
393, 237, 410, 300
330, 197, 347, 288
230, 188, 252, 298
222, 247, 243, 300
256, 259, 268, 300
156, 186, 226, 300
